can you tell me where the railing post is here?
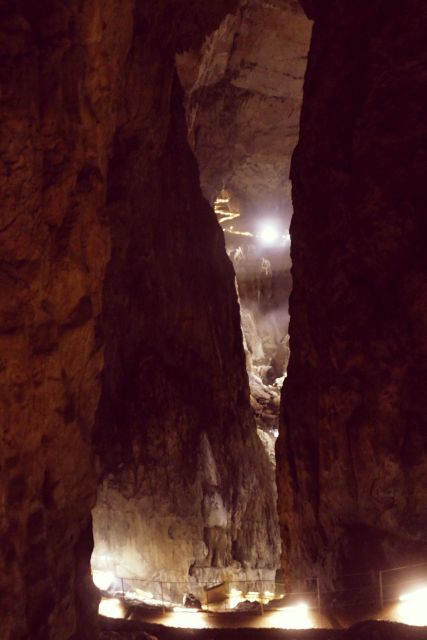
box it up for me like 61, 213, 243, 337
379, 571, 384, 610
259, 580, 264, 616
160, 581, 165, 615
316, 577, 321, 613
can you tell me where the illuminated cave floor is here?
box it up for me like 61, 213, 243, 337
100, 617, 426, 640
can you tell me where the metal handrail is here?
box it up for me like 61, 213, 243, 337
105, 559, 427, 616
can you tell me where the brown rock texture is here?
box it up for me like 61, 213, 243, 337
176, 0, 312, 223
92, 32, 280, 591
0, 2, 133, 637
231, 246, 290, 433
277, 0, 427, 587
0, 0, 280, 637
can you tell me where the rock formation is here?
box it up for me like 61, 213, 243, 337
175, 0, 310, 472
2, 0, 426, 636
277, 0, 427, 590
92, 66, 279, 600
0, 0, 279, 637
231, 246, 290, 434
176, 0, 312, 223
0, 2, 132, 636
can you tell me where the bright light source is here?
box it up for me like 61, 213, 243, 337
98, 597, 125, 619
228, 588, 243, 609
267, 602, 312, 630
399, 585, 427, 603
395, 585, 427, 626
92, 569, 115, 591
259, 224, 280, 246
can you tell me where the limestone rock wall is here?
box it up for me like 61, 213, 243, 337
176, 0, 312, 221
277, 0, 427, 588
91, 1, 280, 595
232, 248, 290, 433
0, 0, 280, 637
0, 2, 134, 637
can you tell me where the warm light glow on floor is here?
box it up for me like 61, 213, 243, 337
99, 597, 125, 619
163, 601, 314, 629
166, 610, 207, 628
97, 593, 324, 630
268, 602, 313, 629
394, 585, 427, 626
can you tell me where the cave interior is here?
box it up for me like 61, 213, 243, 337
0, 0, 426, 638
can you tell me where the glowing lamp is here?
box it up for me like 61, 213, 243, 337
259, 224, 280, 245
399, 585, 427, 602
92, 569, 115, 591
396, 585, 427, 626
98, 597, 124, 619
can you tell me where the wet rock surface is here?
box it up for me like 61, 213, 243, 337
277, 0, 427, 587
